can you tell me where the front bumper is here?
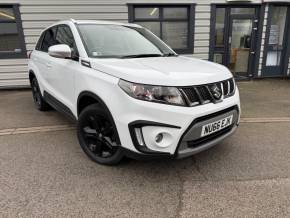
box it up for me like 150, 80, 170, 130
128, 105, 239, 159
110, 85, 241, 159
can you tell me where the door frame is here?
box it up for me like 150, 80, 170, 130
227, 15, 257, 78
262, 3, 290, 78
209, 4, 264, 79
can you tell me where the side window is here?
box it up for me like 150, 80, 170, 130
41, 27, 57, 52
55, 25, 79, 59
35, 32, 45, 51
55, 25, 74, 47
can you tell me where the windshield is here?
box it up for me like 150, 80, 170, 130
77, 24, 176, 58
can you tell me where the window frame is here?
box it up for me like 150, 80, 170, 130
39, 26, 58, 53
128, 4, 195, 54
35, 31, 45, 51
262, 3, 290, 78
55, 24, 79, 60
0, 4, 27, 59
37, 24, 79, 61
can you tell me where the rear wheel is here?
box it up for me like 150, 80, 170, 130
77, 104, 123, 165
30, 77, 50, 111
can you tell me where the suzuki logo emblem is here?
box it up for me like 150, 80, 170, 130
210, 84, 222, 100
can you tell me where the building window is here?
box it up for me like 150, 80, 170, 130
0, 5, 26, 59
128, 4, 195, 54
262, 5, 290, 77
265, 6, 287, 67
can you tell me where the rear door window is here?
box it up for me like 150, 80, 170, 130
40, 27, 57, 52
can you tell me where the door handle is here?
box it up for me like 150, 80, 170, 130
46, 62, 52, 68
250, 51, 255, 55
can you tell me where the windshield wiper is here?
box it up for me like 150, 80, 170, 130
120, 54, 163, 59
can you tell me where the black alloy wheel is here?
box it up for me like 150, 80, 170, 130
77, 104, 123, 165
30, 77, 50, 111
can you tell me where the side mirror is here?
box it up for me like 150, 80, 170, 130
48, 44, 71, 59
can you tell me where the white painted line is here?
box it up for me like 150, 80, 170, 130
240, 117, 290, 123
0, 128, 14, 136
0, 124, 75, 136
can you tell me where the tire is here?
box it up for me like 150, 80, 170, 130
77, 104, 123, 165
30, 77, 51, 111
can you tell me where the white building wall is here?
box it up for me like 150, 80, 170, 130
0, 0, 283, 88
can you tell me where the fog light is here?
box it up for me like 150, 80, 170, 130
134, 128, 145, 146
155, 133, 163, 143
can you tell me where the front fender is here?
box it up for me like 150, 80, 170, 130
75, 66, 120, 119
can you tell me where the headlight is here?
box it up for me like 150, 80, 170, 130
118, 79, 186, 106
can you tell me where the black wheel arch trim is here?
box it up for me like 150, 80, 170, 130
28, 70, 42, 95
28, 70, 41, 89
28, 70, 36, 82
77, 91, 121, 144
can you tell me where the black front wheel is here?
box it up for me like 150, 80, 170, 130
77, 104, 123, 165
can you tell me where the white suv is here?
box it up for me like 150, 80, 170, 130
28, 20, 240, 165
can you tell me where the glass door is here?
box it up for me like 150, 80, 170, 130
263, 6, 289, 77
228, 17, 255, 79
210, 6, 260, 79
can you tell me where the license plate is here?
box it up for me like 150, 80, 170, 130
201, 115, 233, 137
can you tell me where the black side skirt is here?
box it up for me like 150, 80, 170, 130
43, 91, 77, 122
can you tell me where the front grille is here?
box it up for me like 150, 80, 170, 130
181, 88, 200, 106
197, 86, 211, 103
180, 78, 235, 107
222, 79, 235, 96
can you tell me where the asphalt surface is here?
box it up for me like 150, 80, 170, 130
1, 79, 290, 217
0, 90, 70, 129
238, 79, 290, 118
